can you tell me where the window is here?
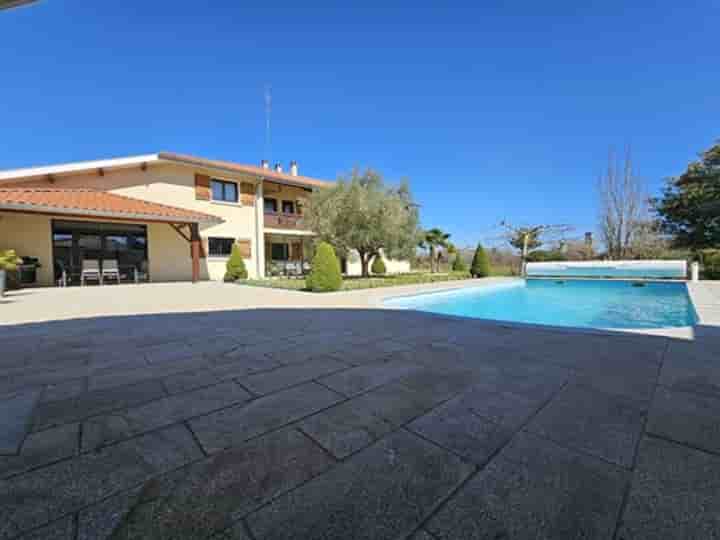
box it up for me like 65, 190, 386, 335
271, 243, 289, 260
264, 198, 278, 213
208, 237, 235, 257
282, 200, 295, 214
211, 179, 238, 203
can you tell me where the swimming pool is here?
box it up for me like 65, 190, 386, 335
385, 279, 697, 329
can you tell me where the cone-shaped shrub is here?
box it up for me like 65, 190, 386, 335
452, 254, 467, 272
470, 243, 490, 277
225, 243, 248, 281
306, 242, 342, 292
371, 256, 387, 275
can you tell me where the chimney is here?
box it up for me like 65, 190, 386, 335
261, 159, 269, 169
289, 161, 298, 176
273, 163, 282, 173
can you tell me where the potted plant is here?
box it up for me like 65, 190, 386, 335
0, 249, 21, 297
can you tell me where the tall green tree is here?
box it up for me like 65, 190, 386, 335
420, 228, 451, 273
307, 168, 421, 277
470, 243, 490, 277
653, 142, 720, 249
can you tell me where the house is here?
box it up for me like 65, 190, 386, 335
0, 152, 410, 286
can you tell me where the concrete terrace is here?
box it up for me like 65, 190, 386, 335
1, 280, 720, 539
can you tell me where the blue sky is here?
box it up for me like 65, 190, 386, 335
1, 1, 718, 247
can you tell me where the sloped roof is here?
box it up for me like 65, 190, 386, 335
0, 188, 223, 224
0, 152, 335, 190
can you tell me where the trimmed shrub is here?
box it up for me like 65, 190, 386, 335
306, 242, 343, 292
700, 249, 720, 280
452, 254, 467, 272
470, 243, 490, 277
225, 243, 248, 281
371, 256, 387, 275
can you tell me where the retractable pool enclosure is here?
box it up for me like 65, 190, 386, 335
525, 260, 687, 280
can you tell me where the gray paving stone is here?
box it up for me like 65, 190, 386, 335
525, 383, 646, 468
242, 356, 349, 395
327, 338, 415, 365
407, 388, 540, 465
161, 367, 223, 394
81, 381, 253, 451
142, 341, 197, 364
87, 355, 204, 392
109, 428, 334, 539
353, 380, 449, 427
0, 423, 78, 480
647, 387, 720, 454
32, 379, 167, 431
209, 522, 252, 539
299, 399, 395, 459
40, 378, 86, 403
409, 530, 437, 540
246, 430, 474, 540
426, 431, 629, 540
0, 424, 202, 538
0, 389, 41, 455
318, 358, 423, 397
189, 382, 343, 454
660, 340, 720, 399
15, 516, 75, 539
618, 436, 720, 539
76, 485, 143, 540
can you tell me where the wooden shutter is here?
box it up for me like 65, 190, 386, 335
240, 182, 255, 206
236, 239, 252, 258
290, 242, 303, 261
195, 174, 211, 201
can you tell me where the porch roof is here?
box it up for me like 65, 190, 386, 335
0, 188, 224, 224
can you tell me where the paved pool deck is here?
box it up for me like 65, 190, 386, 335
1, 279, 720, 539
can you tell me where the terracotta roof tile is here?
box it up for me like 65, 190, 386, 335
0, 188, 223, 224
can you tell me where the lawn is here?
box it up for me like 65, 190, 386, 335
243, 271, 475, 292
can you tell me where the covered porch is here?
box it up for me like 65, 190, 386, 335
264, 233, 314, 277
0, 188, 223, 286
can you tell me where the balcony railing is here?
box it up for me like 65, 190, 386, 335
263, 212, 311, 231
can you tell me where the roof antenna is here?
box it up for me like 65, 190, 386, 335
264, 84, 272, 163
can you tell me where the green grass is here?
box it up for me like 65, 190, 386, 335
243, 271, 476, 292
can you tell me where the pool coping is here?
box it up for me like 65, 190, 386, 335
378, 278, 706, 340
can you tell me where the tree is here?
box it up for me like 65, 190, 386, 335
470, 243, 490, 277
598, 147, 649, 259
653, 141, 720, 249
306, 242, 342, 292
452, 253, 467, 272
371, 256, 387, 275
501, 221, 571, 272
420, 228, 451, 273
307, 168, 421, 277
224, 244, 248, 281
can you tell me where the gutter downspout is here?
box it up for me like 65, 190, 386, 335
255, 180, 265, 278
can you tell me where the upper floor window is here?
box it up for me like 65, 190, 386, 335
282, 200, 295, 214
211, 179, 238, 203
208, 237, 234, 257
264, 198, 278, 213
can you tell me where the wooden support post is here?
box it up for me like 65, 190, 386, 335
190, 222, 200, 283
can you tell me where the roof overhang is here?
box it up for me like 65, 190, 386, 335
0, 152, 334, 190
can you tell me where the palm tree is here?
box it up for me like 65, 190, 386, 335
421, 228, 451, 273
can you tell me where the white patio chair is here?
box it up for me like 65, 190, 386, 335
81, 259, 101, 286
102, 259, 121, 285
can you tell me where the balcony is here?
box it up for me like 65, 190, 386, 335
263, 212, 312, 231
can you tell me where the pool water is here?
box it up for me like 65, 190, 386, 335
385, 279, 697, 329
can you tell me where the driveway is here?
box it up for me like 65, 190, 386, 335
1, 282, 720, 539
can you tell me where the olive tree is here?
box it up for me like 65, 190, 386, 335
307, 168, 421, 277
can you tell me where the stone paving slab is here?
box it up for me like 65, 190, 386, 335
299, 399, 396, 459
246, 430, 474, 540
0, 389, 41, 455
425, 431, 629, 540
189, 382, 344, 454
646, 386, 720, 454
617, 436, 720, 539
81, 381, 253, 451
525, 383, 646, 468
0, 423, 78, 480
0, 424, 202, 539
318, 358, 424, 397
109, 428, 334, 539
241, 355, 349, 395
15, 516, 75, 540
